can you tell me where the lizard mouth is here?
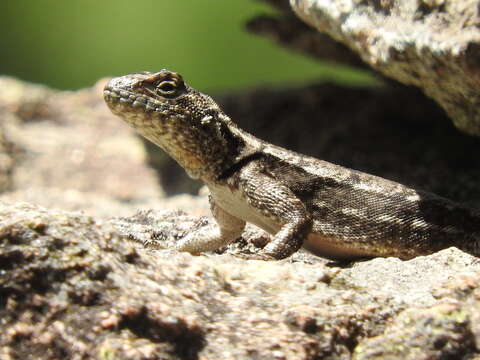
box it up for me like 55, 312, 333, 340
103, 82, 169, 136
103, 71, 170, 116
103, 84, 156, 115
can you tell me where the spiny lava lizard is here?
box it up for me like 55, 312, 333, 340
103, 70, 480, 260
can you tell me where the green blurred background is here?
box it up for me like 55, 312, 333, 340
0, 0, 370, 92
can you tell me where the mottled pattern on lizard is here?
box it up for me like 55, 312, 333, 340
103, 70, 480, 260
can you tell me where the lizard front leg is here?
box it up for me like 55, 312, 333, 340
173, 195, 245, 254
239, 164, 313, 260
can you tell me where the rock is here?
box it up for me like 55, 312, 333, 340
2, 202, 480, 359
289, 0, 480, 135
1, 63, 480, 359
0, 76, 164, 216
0, 122, 16, 193
247, 12, 366, 70
0, 76, 47, 193
353, 303, 474, 360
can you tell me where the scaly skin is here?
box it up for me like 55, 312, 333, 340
104, 70, 480, 260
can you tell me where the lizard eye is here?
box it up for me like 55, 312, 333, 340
155, 80, 181, 98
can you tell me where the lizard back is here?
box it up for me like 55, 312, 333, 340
260, 144, 480, 259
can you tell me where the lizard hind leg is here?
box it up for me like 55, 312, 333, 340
261, 216, 312, 259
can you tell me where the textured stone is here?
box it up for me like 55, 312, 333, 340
2, 202, 480, 359
0, 76, 164, 215
290, 0, 480, 135
1, 63, 480, 359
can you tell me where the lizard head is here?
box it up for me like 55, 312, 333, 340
103, 69, 245, 181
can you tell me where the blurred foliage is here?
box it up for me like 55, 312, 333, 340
0, 0, 372, 91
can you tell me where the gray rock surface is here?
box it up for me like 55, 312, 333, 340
1, 72, 480, 358
0, 76, 166, 217
247, 10, 366, 70
289, 0, 480, 135
2, 202, 480, 359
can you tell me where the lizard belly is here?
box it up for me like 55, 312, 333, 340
211, 186, 375, 259
303, 232, 376, 260
211, 186, 378, 260
209, 185, 281, 234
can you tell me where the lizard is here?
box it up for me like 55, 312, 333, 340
103, 69, 480, 260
